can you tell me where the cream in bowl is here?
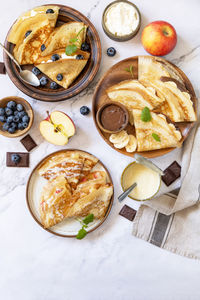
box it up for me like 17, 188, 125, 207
121, 162, 161, 201
102, 0, 141, 41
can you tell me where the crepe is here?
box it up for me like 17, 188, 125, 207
41, 22, 87, 56
132, 109, 182, 152
40, 176, 72, 228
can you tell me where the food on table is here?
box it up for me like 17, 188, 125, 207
6, 152, 29, 167
20, 134, 37, 152
107, 47, 116, 57
121, 162, 161, 201
0, 100, 30, 134
132, 109, 181, 152
80, 106, 90, 115
162, 161, 181, 186
39, 111, 75, 146
141, 21, 177, 56
119, 205, 136, 221
37, 150, 113, 228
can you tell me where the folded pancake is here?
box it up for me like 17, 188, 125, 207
36, 50, 89, 89
132, 109, 182, 152
7, 6, 59, 44
41, 22, 87, 56
40, 176, 72, 228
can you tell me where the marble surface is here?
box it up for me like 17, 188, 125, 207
0, 0, 200, 299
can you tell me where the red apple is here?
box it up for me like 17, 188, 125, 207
40, 111, 76, 146
141, 21, 177, 56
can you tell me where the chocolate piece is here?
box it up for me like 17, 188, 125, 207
0, 62, 6, 75
119, 205, 136, 221
162, 161, 181, 186
6, 152, 29, 167
20, 134, 37, 152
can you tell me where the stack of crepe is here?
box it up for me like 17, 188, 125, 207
7, 6, 90, 89
106, 56, 196, 152
38, 151, 113, 229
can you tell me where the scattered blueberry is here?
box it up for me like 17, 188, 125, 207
18, 111, 27, 119
50, 82, 59, 89
32, 67, 41, 76
6, 116, 14, 123
2, 122, 9, 131
8, 127, 16, 134
80, 106, 90, 115
11, 154, 21, 164
107, 47, 116, 57
22, 115, 30, 123
5, 107, 13, 116
51, 54, 60, 61
41, 44, 46, 52
18, 123, 24, 130
0, 115, 6, 122
40, 76, 48, 86
22, 122, 28, 129
56, 73, 63, 81
0, 108, 5, 116
25, 30, 32, 38
7, 100, 16, 109
46, 8, 54, 14
76, 54, 84, 60
81, 42, 90, 51
13, 116, 20, 123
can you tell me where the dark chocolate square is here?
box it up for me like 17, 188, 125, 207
20, 134, 37, 152
0, 62, 6, 75
162, 161, 181, 187
119, 205, 136, 221
6, 152, 29, 167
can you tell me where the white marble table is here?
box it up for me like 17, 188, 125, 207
1, 0, 200, 299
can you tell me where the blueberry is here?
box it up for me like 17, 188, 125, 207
13, 116, 20, 123
14, 111, 19, 116
81, 42, 90, 51
7, 101, 16, 109
5, 107, 13, 116
56, 73, 63, 81
0, 115, 6, 122
107, 47, 116, 57
46, 8, 54, 14
8, 127, 16, 134
16, 103, 24, 112
0, 108, 5, 116
22, 115, 29, 123
2, 123, 9, 131
22, 122, 28, 129
80, 106, 90, 115
76, 54, 84, 60
18, 122, 24, 130
11, 154, 21, 164
6, 116, 14, 123
18, 111, 26, 119
50, 82, 58, 89
25, 30, 32, 38
32, 67, 41, 76
10, 122, 17, 129
41, 44, 46, 52
40, 76, 48, 86
51, 54, 60, 61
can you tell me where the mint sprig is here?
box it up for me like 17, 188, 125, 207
141, 107, 152, 122
125, 65, 134, 78
76, 213, 94, 240
152, 133, 161, 142
65, 27, 85, 56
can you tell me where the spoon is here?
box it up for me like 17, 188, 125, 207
0, 42, 40, 87
118, 182, 137, 202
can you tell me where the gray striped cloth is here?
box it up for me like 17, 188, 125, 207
132, 104, 200, 260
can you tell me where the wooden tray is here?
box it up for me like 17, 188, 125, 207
4, 4, 101, 102
26, 149, 114, 238
92, 56, 197, 158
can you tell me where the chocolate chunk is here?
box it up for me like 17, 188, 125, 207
119, 205, 136, 221
20, 134, 37, 152
0, 62, 6, 74
6, 152, 29, 167
162, 161, 181, 186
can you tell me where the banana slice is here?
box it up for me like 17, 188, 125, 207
114, 135, 130, 149
125, 135, 137, 152
109, 130, 128, 144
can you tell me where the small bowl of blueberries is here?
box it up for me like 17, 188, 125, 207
0, 96, 33, 138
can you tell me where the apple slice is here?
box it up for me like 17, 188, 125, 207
40, 120, 69, 146
50, 111, 76, 138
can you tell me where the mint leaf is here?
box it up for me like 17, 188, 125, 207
83, 213, 94, 225
141, 107, 151, 122
69, 37, 78, 43
125, 65, 134, 77
65, 44, 77, 55
152, 133, 161, 142
76, 228, 87, 239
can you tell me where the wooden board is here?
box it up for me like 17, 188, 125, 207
4, 4, 101, 102
92, 56, 197, 158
